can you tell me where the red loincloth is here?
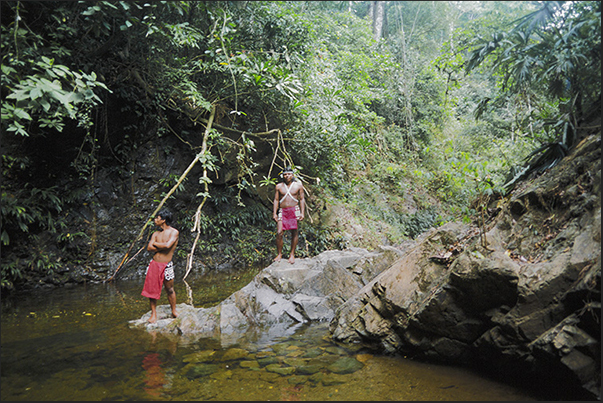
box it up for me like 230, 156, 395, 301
280, 206, 299, 230
141, 260, 169, 300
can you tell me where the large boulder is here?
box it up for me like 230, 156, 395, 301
330, 134, 601, 399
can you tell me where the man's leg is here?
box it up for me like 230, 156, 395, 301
148, 298, 158, 324
274, 220, 284, 262
164, 279, 178, 318
288, 228, 299, 264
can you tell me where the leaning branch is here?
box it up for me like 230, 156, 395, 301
183, 107, 216, 280
105, 105, 217, 282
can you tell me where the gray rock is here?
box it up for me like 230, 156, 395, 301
329, 136, 601, 399
129, 247, 402, 347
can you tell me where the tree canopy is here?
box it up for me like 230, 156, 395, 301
1, 1, 600, 290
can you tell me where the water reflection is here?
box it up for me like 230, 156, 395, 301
1, 271, 540, 401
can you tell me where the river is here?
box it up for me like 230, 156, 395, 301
1, 267, 544, 401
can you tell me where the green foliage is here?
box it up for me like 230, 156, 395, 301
464, 1, 601, 182
401, 208, 441, 239
157, 174, 188, 201
1, 185, 63, 247
0, 184, 86, 289
1, 11, 110, 136
300, 225, 344, 256
289, 7, 400, 183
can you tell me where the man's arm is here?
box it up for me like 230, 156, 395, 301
298, 184, 305, 220
147, 231, 160, 252
273, 184, 281, 221
149, 229, 179, 251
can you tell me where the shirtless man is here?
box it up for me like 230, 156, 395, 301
141, 208, 179, 323
273, 167, 305, 264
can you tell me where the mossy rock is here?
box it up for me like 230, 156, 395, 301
265, 364, 296, 376
283, 357, 307, 367
321, 373, 347, 386
257, 356, 280, 367
288, 375, 308, 385
255, 350, 276, 358
326, 357, 364, 374
239, 360, 260, 369
308, 354, 339, 366
296, 364, 323, 375
301, 348, 323, 358
182, 350, 217, 363
184, 363, 219, 379
220, 348, 249, 361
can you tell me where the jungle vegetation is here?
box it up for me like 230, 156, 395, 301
1, 1, 600, 289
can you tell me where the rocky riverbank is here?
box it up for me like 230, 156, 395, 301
129, 246, 404, 344
131, 134, 600, 400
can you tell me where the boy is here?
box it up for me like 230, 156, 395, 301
141, 208, 179, 323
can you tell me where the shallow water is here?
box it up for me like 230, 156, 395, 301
1, 268, 541, 401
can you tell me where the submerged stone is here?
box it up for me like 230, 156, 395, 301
184, 363, 219, 379
257, 356, 280, 367
309, 354, 339, 366
325, 346, 347, 355
308, 372, 324, 384
220, 348, 249, 361
321, 373, 347, 386
283, 357, 307, 367
265, 364, 296, 376
255, 350, 275, 358
327, 357, 364, 374
356, 353, 373, 363
301, 348, 323, 358
258, 371, 281, 382
271, 343, 290, 355
286, 349, 305, 358
288, 375, 309, 385
239, 360, 260, 369
182, 350, 216, 363
296, 364, 323, 375
210, 370, 233, 380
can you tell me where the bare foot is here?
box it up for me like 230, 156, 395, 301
288, 255, 295, 264
171, 311, 179, 319
148, 315, 157, 324
274, 254, 282, 262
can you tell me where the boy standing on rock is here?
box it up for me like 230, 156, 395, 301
273, 167, 305, 264
141, 208, 179, 323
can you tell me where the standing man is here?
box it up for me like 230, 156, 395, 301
141, 208, 179, 323
273, 167, 305, 264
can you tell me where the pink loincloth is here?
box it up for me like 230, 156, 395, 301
141, 260, 170, 300
279, 206, 299, 230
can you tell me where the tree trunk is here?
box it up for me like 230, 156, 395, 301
371, 1, 385, 41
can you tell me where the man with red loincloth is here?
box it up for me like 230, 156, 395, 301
273, 166, 305, 264
141, 208, 179, 323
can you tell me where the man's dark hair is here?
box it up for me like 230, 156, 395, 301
157, 208, 174, 225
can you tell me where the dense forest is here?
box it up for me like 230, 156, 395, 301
1, 1, 601, 291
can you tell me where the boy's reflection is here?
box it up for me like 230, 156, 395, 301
142, 352, 165, 398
